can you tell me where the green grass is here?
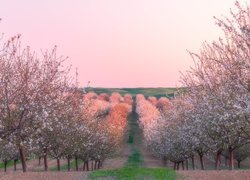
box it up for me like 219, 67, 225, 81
49, 159, 83, 171
90, 134, 176, 179
127, 111, 137, 144
126, 148, 143, 167
0, 160, 20, 169
90, 166, 176, 180
127, 133, 134, 144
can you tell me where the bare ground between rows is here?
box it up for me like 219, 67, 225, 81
0, 172, 89, 180
140, 146, 166, 168
177, 170, 250, 180
102, 144, 130, 170
131, 111, 166, 168
0, 156, 127, 180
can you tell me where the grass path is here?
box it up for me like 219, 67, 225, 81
90, 107, 176, 179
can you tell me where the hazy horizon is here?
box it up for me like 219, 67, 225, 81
86, 86, 178, 88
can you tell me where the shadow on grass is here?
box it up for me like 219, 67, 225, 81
0, 160, 20, 169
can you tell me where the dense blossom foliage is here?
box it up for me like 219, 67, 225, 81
0, 35, 131, 172
136, 2, 250, 170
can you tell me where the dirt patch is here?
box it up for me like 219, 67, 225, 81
102, 145, 130, 170
177, 170, 250, 180
139, 144, 165, 168
0, 172, 89, 180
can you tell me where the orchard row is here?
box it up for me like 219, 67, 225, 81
0, 37, 132, 172
136, 2, 249, 171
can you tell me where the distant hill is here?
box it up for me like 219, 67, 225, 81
85, 87, 179, 99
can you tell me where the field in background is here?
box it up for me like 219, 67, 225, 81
85, 87, 178, 98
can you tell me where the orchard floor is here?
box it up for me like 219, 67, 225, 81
1, 110, 250, 179
0, 172, 89, 180
177, 170, 250, 180
2, 170, 250, 180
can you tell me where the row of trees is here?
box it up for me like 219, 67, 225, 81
136, 1, 250, 170
0, 34, 132, 172
137, 94, 250, 170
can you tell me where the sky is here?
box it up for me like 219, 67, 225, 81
0, 0, 246, 88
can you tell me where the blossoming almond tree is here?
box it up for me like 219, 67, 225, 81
181, 1, 250, 170
0, 140, 18, 172
0, 36, 72, 172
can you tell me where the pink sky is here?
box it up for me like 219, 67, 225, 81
0, 0, 241, 87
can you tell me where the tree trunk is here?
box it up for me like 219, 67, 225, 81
97, 160, 100, 169
191, 156, 195, 170
94, 160, 97, 170
229, 147, 234, 170
83, 162, 86, 171
4, 161, 7, 172
91, 160, 94, 171
75, 156, 78, 171
100, 160, 103, 168
19, 146, 27, 172
86, 161, 89, 171
38, 156, 41, 165
237, 160, 241, 169
99, 160, 102, 168
186, 159, 189, 170
181, 161, 184, 170
14, 159, 18, 171
57, 158, 60, 171
44, 149, 48, 171
225, 156, 228, 167
67, 157, 71, 171
177, 162, 180, 170
215, 150, 221, 170
199, 153, 205, 170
